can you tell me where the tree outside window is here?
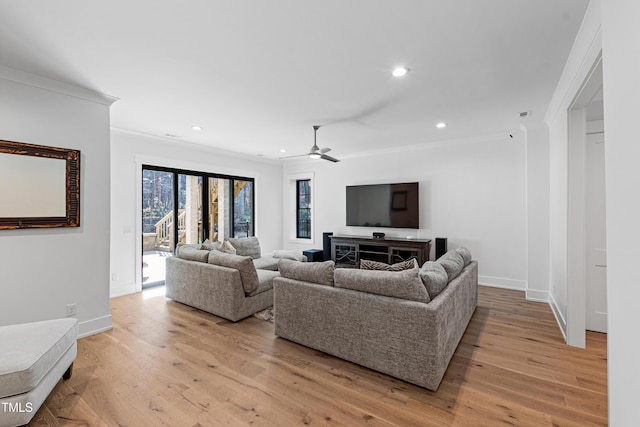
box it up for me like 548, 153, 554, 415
296, 179, 311, 239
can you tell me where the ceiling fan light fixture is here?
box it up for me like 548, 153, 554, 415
309, 152, 321, 159
392, 66, 410, 77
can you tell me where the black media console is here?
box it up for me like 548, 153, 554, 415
330, 235, 431, 268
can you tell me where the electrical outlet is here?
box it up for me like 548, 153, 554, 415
66, 303, 77, 317
112, 273, 120, 281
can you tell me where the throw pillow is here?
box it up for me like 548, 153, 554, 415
208, 251, 260, 294
272, 250, 307, 262
360, 258, 419, 271
334, 268, 430, 303
419, 261, 449, 299
227, 237, 261, 259
278, 259, 335, 286
436, 251, 465, 282
455, 247, 472, 266
219, 240, 237, 255
201, 239, 222, 251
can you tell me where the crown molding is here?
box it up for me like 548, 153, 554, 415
0, 65, 118, 106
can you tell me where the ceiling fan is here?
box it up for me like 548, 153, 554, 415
280, 125, 340, 162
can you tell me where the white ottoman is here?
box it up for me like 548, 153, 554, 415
0, 318, 78, 427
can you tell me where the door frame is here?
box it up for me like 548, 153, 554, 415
566, 56, 603, 347
136, 163, 256, 292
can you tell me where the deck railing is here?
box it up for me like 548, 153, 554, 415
154, 209, 186, 247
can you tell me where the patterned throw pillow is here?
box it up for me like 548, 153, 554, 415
360, 258, 419, 271
219, 240, 236, 254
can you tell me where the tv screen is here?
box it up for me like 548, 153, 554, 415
346, 182, 419, 229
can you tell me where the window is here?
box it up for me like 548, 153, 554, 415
143, 165, 255, 247
296, 179, 311, 239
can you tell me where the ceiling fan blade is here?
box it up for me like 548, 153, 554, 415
279, 153, 309, 159
319, 147, 331, 154
321, 154, 340, 162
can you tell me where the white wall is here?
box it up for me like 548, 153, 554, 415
0, 67, 114, 337
525, 126, 551, 302
544, 0, 602, 341
283, 136, 528, 290
601, 1, 640, 424
110, 130, 283, 297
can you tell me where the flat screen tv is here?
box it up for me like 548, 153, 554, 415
346, 182, 419, 229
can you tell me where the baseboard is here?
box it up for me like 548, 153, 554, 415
78, 314, 113, 338
525, 289, 549, 303
548, 292, 567, 342
110, 282, 137, 298
478, 275, 527, 291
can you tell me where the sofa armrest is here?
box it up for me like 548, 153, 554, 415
421, 261, 478, 380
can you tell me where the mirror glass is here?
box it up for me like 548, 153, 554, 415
0, 153, 67, 217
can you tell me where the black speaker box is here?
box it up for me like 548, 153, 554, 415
435, 237, 448, 259
323, 232, 333, 261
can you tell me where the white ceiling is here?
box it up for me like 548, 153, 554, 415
0, 1, 590, 160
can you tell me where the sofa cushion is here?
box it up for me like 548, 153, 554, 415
278, 259, 335, 286
360, 258, 418, 271
437, 251, 465, 282
253, 256, 280, 271
249, 270, 280, 296
273, 249, 307, 262
176, 245, 210, 262
219, 240, 237, 254
200, 239, 222, 251
209, 251, 259, 294
419, 261, 449, 299
0, 318, 78, 399
227, 237, 261, 259
455, 247, 472, 266
334, 268, 430, 303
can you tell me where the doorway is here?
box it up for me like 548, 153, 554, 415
141, 169, 175, 288
585, 100, 607, 333
566, 57, 606, 347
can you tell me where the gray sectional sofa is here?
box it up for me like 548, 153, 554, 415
273, 248, 478, 391
165, 237, 303, 322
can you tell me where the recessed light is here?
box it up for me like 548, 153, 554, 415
280, 149, 287, 153
392, 67, 410, 77
436, 122, 447, 129
191, 125, 203, 131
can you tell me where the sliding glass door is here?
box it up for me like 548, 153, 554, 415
142, 169, 175, 288
141, 165, 255, 288
233, 179, 254, 238
178, 174, 203, 245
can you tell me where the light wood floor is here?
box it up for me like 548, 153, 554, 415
30, 286, 607, 426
